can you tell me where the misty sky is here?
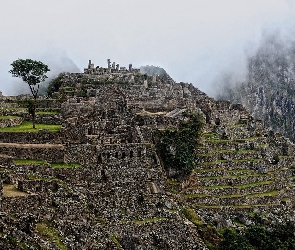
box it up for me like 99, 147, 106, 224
0, 0, 295, 96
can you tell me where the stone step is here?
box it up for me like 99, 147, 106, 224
182, 181, 286, 197
196, 174, 275, 186
186, 193, 283, 206
195, 159, 270, 170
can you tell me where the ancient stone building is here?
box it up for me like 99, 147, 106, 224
0, 60, 294, 249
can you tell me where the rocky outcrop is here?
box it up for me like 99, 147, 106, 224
217, 34, 295, 142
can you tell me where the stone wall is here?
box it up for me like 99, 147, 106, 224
0, 131, 62, 144
0, 117, 23, 128
0, 144, 64, 162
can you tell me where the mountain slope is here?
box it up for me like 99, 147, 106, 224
217, 34, 295, 142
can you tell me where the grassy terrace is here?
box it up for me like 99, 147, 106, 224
0, 121, 61, 132
194, 204, 281, 209
13, 159, 81, 169
184, 188, 280, 201
133, 217, 167, 225
204, 180, 274, 189
208, 139, 231, 143
36, 222, 68, 250
51, 162, 81, 169
199, 173, 261, 180
13, 159, 48, 165
35, 111, 60, 115
0, 116, 21, 119
246, 190, 280, 198
27, 174, 71, 193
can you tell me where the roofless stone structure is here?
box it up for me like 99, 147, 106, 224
0, 60, 294, 249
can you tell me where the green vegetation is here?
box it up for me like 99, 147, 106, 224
36, 222, 68, 250
0, 116, 21, 119
13, 159, 48, 165
209, 139, 231, 143
0, 121, 61, 132
155, 112, 203, 175
218, 222, 295, 250
183, 193, 208, 199
237, 180, 273, 189
13, 159, 81, 170
9, 59, 50, 128
246, 190, 280, 198
167, 179, 180, 185
47, 73, 65, 97
35, 111, 59, 115
111, 234, 122, 248
133, 217, 166, 225
182, 207, 203, 226
51, 162, 81, 169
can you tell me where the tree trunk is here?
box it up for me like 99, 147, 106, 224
33, 96, 36, 129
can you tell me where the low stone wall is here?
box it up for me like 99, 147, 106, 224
18, 179, 60, 194
64, 143, 151, 166
0, 144, 64, 162
0, 131, 62, 144
24, 114, 62, 125
0, 117, 23, 128
0, 154, 13, 167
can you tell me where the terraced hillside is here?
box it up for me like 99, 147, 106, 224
1, 60, 295, 249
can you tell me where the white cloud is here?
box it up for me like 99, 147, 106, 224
0, 0, 294, 95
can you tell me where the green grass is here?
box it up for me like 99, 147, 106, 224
194, 205, 220, 209
200, 173, 261, 180
14, 159, 81, 169
201, 160, 228, 165
182, 207, 203, 226
27, 174, 71, 193
51, 162, 81, 169
0, 121, 61, 132
13, 159, 48, 165
214, 194, 243, 199
212, 149, 234, 153
228, 123, 246, 127
209, 139, 231, 143
232, 158, 264, 163
36, 222, 68, 250
35, 111, 59, 115
0, 116, 21, 119
167, 179, 180, 185
204, 185, 232, 189
134, 217, 166, 225
246, 190, 280, 198
182, 193, 209, 199
111, 234, 122, 248
227, 169, 252, 173
236, 180, 273, 189
194, 168, 223, 173
202, 132, 218, 137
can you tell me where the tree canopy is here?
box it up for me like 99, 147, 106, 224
9, 59, 50, 98
9, 59, 50, 128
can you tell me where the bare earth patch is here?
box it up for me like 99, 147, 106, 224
3, 184, 27, 197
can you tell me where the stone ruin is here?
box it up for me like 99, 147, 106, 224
84, 59, 140, 75
0, 60, 294, 249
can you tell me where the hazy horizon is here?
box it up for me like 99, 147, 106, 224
1, 0, 295, 96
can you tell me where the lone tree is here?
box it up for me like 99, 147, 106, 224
9, 59, 50, 128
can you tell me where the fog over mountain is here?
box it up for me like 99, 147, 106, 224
1, 0, 295, 96
217, 31, 295, 141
